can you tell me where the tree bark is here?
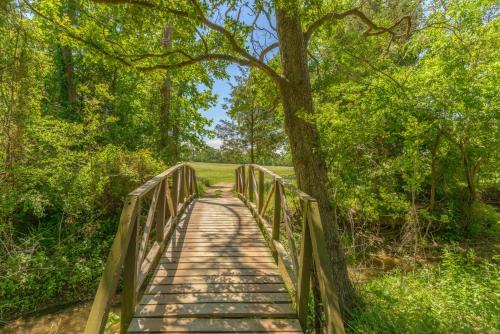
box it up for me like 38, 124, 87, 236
159, 76, 172, 161
61, 45, 77, 107
275, 6, 356, 314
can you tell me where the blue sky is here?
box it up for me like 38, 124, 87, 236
200, 65, 243, 148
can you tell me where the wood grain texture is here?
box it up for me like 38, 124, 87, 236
129, 194, 301, 333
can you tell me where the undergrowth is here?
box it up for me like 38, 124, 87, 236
347, 246, 500, 333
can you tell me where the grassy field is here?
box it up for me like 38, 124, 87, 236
189, 162, 295, 185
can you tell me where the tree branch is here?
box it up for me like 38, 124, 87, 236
188, 0, 283, 83
304, 8, 411, 44
93, 0, 156, 8
137, 53, 252, 71
259, 42, 279, 62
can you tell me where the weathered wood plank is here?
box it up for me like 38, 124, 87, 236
135, 303, 296, 318
150, 275, 283, 285
144, 283, 287, 294
157, 262, 277, 270
139, 292, 291, 304
159, 256, 275, 263
154, 268, 279, 277
166, 251, 272, 257
128, 318, 302, 333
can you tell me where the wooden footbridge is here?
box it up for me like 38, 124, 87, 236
84, 164, 344, 334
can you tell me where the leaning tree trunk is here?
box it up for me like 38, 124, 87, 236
275, 6, 356, 314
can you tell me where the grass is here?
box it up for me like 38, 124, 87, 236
189, 162, 295, 185
348, 246, 500, 333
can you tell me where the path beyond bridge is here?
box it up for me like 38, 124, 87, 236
84, 164, 344, 334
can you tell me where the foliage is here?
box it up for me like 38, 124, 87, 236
311, 0, 499, 246
348, 246, 500, 333
216, 70, 289, 164
0, 0, 208, 319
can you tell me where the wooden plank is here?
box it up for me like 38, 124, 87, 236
157, 262, 277, 270
139, 292, 291, 304
150, 275, 283, 285
145, 283, 287, 294
154, 268, 279, 277
163, 242, 267, 247
178, 231, 260, 235
166, 251, 272, 258
159, 256, 275, 264
134, 302, 296, 318
128, 318, 302, 333
169, 246, 270, 252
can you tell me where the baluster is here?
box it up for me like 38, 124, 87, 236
258, 170, 264, 213
241, 166, 247, 196
248, 165, 254, 202
183, 165, 189, 200
179, 166, 186, 203
235, 168, 239, 193
271, 178, 282, 257
192, 169, 199, 196
121, 200, 139, 333
156, 179, 166, 242
172, 169, 179, 216
296, 198, 313, 330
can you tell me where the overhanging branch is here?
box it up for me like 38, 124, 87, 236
304, 8, 411, 44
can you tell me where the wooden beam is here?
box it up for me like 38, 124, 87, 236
83, 196, 138, 334
307, 200, 345, 334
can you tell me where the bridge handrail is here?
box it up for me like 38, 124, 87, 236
84, 163, 198, 334
235, 164, 345, 334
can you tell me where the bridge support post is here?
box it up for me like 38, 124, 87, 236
121, 203, 139, 334
258, 170, 264, 212
271, 178, 281, 257
248, 165, 254, 202
308, 200, 345, 334
156, 179, 166, 242
296, 199, 312, 330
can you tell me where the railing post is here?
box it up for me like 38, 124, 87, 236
271, 178, 281, 254
248, 165, 254, 202
183, 165, 189, 200
172, 169, 179, 216
307, 200, 345, 334
156, 179, 166, 242
258, 170, 264, 212
177, 166, 186, 203
192, 168, 199, 196
121, 200, 139, 334
235, 168, 239, 193
296, 199, 312, 330
242, 166, 247, 196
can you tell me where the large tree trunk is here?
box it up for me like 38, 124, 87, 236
275, 6, 356, 315
61, 45, 77, 107
159, 76, 172, 161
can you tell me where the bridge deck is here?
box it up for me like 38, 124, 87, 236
128, 188, 302, 333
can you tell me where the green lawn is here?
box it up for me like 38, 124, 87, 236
189, 162, 294, 185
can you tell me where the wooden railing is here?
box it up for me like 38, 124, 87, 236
235, 164, 345, 334
84, 163, 198, 334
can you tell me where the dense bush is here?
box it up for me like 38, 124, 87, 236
0, 146, 164, 318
